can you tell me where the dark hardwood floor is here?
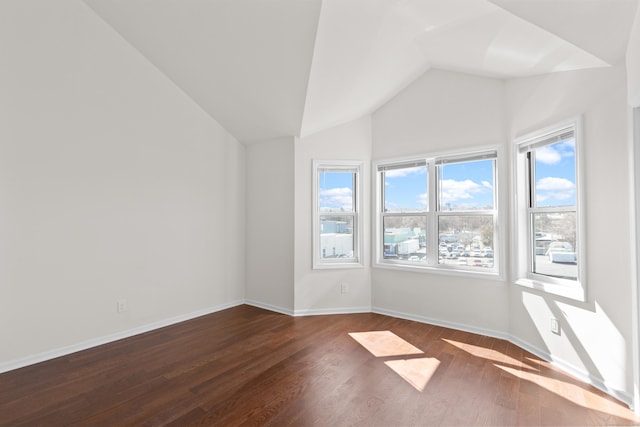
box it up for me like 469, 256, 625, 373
0, 304, 638, 426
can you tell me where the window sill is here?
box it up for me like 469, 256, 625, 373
313, 261, 364, 270
515, 277, 586, 301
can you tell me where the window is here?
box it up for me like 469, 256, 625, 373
313, 161, 363, 269
374, 149, 499, 276
380, 161, 428, 264
514, 118, 585, 300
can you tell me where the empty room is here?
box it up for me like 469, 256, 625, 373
3, 0, 640, 425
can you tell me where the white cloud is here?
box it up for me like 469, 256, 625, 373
535, 145, 562, 164
535, 139, 575, 165
418, 192, 427, 207
440, 179, 489, 204
537, 177, 574, 191
536, 177, 575, 202
559, 139, 575, 151
320, 187, 352, 210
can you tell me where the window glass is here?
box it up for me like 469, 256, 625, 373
532, 138, 576, 208
438, 159, 494, 211
319, 171, 355, 212
531, 212, 577, 279
319, 215, 354, 260
382, 216, 426, 261
383, 165, 427, 213
438, 215, 493, 268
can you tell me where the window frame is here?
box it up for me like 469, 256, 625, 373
373, 146, 503, 279
512, 117, 587, 300
312, 160, 363, 269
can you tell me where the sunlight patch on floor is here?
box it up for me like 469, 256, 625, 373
384, 357, 440, 392
443, 338, 535, 369
349, 330, 439, 392
496, 364, 638, 422
349, 331, 423, 357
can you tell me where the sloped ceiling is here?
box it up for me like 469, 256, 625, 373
84, 0, 638, 143
84, 0, 322, 143
489, 0, 638, 65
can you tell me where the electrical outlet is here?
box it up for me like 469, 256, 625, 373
550, 318, 560, 335
117, 299, 128, 313
341, 282, 349, 294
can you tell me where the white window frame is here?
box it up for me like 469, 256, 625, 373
312, 160, 363, 269
512, 117, 586, 301
373, 146, 502, 279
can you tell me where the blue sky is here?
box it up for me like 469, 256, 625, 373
319, 171, 354, 211
319, 142, 575, 213
384, 160, 494, 211
384, 165, 427, 211
439, 160, 494, 210
534, 139, 576, 207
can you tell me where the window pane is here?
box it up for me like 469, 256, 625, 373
438, 159, 494, 211
319, 171, 354, 212
382, 216, 426, 261
532, 212, 577, 279
319, 215, 354, 259
383, 165, 427, 213
533, 138, 576, 208
438, 215, 494, 268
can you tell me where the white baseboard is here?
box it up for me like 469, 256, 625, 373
244, 299, 295, 316
372, 306, 510, 341
294, 306, 372, 316
373, 305, 633, 409
0, 300, 244, 375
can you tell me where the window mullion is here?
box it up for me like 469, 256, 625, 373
428, 161, 438, 265
530, 206, 576, 214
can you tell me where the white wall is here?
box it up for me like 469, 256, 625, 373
506, 65, 634, 401
294, 116, 372, 314
371, 69, 510, 334
0, 0, 245, 367
627, 4, 640, 107
245, 138, 295, 313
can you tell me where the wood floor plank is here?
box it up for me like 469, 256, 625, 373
0, 305, 638, 426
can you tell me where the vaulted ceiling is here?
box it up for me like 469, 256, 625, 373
84, 0, 638, 143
